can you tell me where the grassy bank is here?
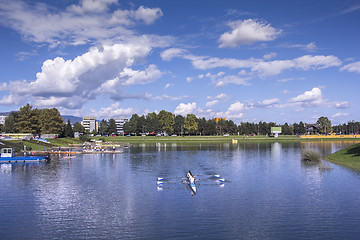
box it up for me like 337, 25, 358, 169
326, 143, 360, 171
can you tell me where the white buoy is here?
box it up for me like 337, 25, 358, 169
157, 177, 164, 181
157, 181, 163, 185
218, 178, 225, 182
214, 175, 220, 178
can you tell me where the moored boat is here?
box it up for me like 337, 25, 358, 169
0, 148, 49, 163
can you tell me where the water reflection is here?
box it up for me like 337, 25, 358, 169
1, 141, 360, 239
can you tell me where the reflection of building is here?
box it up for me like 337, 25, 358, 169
0, 115, 6, 125
82, 117, 98, 133
115, 117, 129, 135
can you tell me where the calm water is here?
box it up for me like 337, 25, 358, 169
1, 141, 360, 239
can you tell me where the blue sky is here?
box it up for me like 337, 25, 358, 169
0, 0, 359, 124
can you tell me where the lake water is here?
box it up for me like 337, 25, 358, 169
1, 141, 360, 239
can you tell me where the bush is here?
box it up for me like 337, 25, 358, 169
301, 150, 321, 162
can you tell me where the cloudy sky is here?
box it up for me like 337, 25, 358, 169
0, 0, 359, 124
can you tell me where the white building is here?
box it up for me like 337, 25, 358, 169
0, 115, 6, 125
82, 117, 98, 133
115, 116, 129, 135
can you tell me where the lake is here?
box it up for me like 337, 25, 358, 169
1, 141, 360, 239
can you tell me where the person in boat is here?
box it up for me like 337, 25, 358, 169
187, 170, 195, 183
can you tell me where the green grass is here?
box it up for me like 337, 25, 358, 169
326, 143, 360, 171
48, 138, 83, 147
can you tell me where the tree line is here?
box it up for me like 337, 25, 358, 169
1, 104, 358, 137
123, 110, 311, 136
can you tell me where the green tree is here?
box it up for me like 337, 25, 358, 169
197, 117, 207, 135
64, 119, 74, 137
282, 123, 292, 135
108, 118, 117, 135
204, 119, 216, 135
4, 112, 17, 133
158, 110, 175, 134
124, 114, 139, 135
174, 115, 185, 135
316, 116, 331, 134
227, 120, 238, 135
145, 112, 161, 133
40, 108, 64, 134
73, 122, 85, 133
184, 114, 198, 135
14, 103, 40, 134
98, 120, 108, 135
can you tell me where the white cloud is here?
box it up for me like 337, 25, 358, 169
174, 102, 197, 115
191, 54, 341, 77
90, 102, 135, 119
341, 61, 360, 74
333, 101, 350, 109
306, 42, 317, 51
224, 101, 246, 119
204, 72, 250, 87
164, 83, 172, 89
153, 94, 189, 101
332, 113, 349, 118
256, 98, 280, 108
134, 6, 163, 25
263, 52, 277, 60
0, 0, 163, 47
160, 48, 186, 61
206, 100, 219, 107
2, 43, 157, 108
118, 64, 162, 86
288, 87, 323, 107
219, 19, 282, 48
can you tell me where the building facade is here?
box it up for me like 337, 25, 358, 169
81, 117, 98, 133
115, 117, 129, 135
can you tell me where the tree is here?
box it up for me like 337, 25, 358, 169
108, 119, 117, 135
174, 115, 185, 135
184, 114, 198, 135
227, 120, 238, 135
124, 114, 139, 135
4, 112, 17, 133
282, 123, 292, 135
197, 117, 207, 136
158, 110, 175, 134
14, 103, 40, 134
204, 119, 216, 135
146, 112, 161, 133
40, 108, 64, 134
64, 119, 74, 137
73, 122, 85, 133
316, 116, 331, 134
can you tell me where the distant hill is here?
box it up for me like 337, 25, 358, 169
62, 115, 83, 124
0, 112, 11, 116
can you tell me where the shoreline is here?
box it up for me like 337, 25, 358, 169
325, 143, 360, 172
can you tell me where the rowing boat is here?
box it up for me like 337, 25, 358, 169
187, 171, 197, 193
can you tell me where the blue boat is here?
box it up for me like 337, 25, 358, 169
0, 148, 49, 163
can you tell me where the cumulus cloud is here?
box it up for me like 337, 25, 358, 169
174, 102, 197, 115
225, 101, 246, 119
288, 87, 323, 107
0, 0, 164, 47
263, 52, 277, 60
206, 100, 219, 107
2, 43, 160, 108
341, 61, 360, 74
219, 19, 282, 48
